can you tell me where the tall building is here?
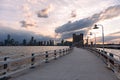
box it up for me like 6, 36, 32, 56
73, 33, 84, 47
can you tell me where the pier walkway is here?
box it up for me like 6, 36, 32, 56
11, 48, 118, 80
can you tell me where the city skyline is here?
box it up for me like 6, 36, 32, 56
0, 0, 120, 43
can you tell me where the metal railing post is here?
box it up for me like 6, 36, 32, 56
66, 48, 68, 54
63, 49, 65, 56
1, 57, 10, 80
68, 48, 70, 54
45, 51, 49, 63
3, 57, 8, 75
106, 57, 111, 68
54, 50, 57, 60
59, 49, 61, 57
31, 53, 35, 68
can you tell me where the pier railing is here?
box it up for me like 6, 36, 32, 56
87, 48, 120, 79
0, 47, 73, 79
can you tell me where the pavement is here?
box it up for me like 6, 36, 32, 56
10, 48, 119, 80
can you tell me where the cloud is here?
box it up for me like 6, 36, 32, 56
55, 13, 100, 33
21, 3, 37, 28
37, 4, 53, 18
27, 0, 47, 4
20, 20, 37, 28
27, 0, 39, 4
22, 4, 32, 18
0, 26, 52, 42
109, 31, 120, 35
55, 5, 120, 34
100, 5, 120, 20
105, 31, 120, 42
94, 31, 120, 43
71, 10, 77, 18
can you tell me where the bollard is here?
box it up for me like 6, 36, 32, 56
30, 53, 35, 68
59, 49, 62, 57
54, 50, 57, 60
45, 51, 49, 63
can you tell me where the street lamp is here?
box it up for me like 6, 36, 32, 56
90, 32, 96, 48
86, 33, 92, 47
93, 24, 104, 51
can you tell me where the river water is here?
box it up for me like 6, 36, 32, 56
0, 46, 69, 58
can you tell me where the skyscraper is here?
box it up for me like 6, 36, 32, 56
73, 33, 84, 47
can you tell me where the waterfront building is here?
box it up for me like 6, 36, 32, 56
73, 33, 84, 47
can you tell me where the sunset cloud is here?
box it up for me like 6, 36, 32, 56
55, 13, 100, 33
55, 5, 120, 34
90, 31, 120, 43
20, 20, 37, 28
37, 4, 54, 18
100, 5, 120, 20
21, 2, 37, 28
71, 10, 77, 18
27, 0, 47, 4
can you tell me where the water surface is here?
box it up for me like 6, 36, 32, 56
0, 46, 69, 57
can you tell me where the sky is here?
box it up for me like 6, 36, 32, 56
0, 0, 120, 43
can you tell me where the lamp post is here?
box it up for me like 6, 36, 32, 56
90, 32, 96, 48
86, 34, 92, 47
86, 36, 89, 47
93, 24, 104, 51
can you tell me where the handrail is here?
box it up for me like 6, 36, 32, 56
0, 47, 73, 79
97, 48, 120, 58
86, 47, 120, 79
